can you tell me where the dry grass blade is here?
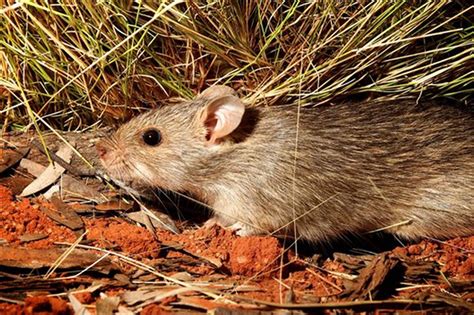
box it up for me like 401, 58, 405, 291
0, 1, 472, 132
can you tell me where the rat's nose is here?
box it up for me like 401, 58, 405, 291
96, 142, 108, 159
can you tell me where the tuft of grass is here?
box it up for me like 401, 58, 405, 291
0, 1, 473, 131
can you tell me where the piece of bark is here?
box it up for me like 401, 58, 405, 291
0, 246, 116, 273
333, 252, 372, 270
343, 252, 400, 301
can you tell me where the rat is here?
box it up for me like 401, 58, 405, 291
97, 85, 473, 242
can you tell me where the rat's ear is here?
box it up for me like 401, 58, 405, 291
199, 94, 245, 144
198, 85, 238, 100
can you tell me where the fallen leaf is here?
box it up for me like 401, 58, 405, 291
19, 158, 45, 176
61, 175, 105, 202
116, 306, 135, 315
127, 208, 179, 234
161, 241, 222, 269
122, 287, 190, 306
43, 184, 60, 199
69, 202, 95, 213
20, 145, 73, 196
20, 158, 105, 202
96, 295, 120, 315
0, 147, 30, 174
19, 233, 48, 243
169, 272, 193, 282
69, 293, 92, 315
175, 296, 236, 312
0, 176, 33, 195
45, 196, 84, 230
95, 200, 134, 212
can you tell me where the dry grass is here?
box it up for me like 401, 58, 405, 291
0, 1, 473, 131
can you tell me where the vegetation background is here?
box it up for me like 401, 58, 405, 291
0, 2, 473, 312
1, 0, 473, 133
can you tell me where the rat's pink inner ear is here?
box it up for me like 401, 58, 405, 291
200, 95, 245, 144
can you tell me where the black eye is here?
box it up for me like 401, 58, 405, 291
142, 129, 162, 146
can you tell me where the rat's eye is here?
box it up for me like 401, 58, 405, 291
142, 129, 162, 146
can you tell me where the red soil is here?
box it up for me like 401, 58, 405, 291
0, 186, 76, 248
157, 225, 285, 277
0, 296, 73, 315
0, 184, 472, 311
85, 217, 161, 258
393, 237, 474, 279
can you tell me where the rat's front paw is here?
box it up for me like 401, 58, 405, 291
203, 215, 231, 229
229, 222, 260, 237
203, 217, 260, 237
203, 217, 221, 228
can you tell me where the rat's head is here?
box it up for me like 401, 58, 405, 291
96, 85, 245, 191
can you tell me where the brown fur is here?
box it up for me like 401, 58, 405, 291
97, 92, 474, 243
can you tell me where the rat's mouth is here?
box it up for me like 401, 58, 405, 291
99, 155, 137, 183
104, 158, 159, 189
107, 176, 144, 195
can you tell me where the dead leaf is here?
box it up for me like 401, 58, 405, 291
126, 207, 179, 234
45, 196, 84, 230
122, 288, 176, 306
19, 233, 48, 243
114, 273, 132, 285
20, 158, 105, 202
19, 158, 45, 176
61, 175, 105, 202
0, 147, 30, 174
69, 293, 92, 315
116, 306, 135, 315
122, 287, 191, 307
175, 296, 232, 312
96, 295, 120, 315
0, 176, 33, 195
69, 202, 95, 213
20, 145, 73, 196
43, 184, 60, 199
161, 241, 223, 269
169, 272, 193, 282
95, 200, 134, 212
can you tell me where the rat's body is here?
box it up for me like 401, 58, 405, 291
98, 86, 474, 242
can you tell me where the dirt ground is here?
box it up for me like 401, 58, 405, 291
0, 132, 472, 314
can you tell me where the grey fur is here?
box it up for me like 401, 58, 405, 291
98, 90, 473, 243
